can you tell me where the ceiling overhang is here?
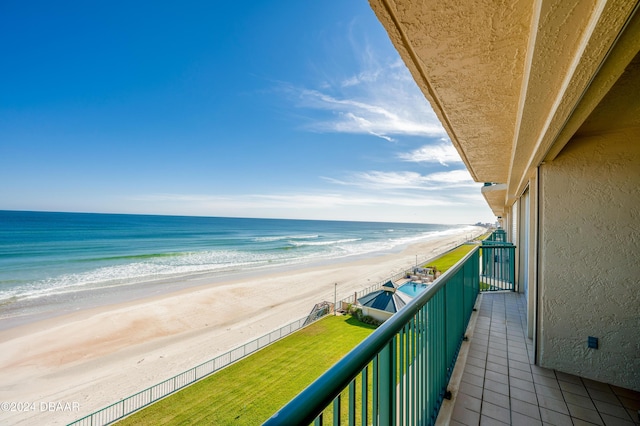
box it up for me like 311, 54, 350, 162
369, 0, 640, 216
481, 184, 507, 218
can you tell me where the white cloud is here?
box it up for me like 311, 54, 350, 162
282, 38, 446, 142
398, 141, 463, 166
129, 190, 462, 215
119, 180, 495, 224
324, 169, 477, 191
426, 170, 475, 184
340, 69, 381, 88
294, 89, 443, 140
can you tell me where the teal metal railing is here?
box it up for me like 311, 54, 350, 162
264, 247, 480, 426
66, 262, 434, 426
478, 229, 516, 291
479, 243, 515, 291
485, 228, 507, 242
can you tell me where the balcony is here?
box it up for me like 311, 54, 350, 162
446, 292, 640, 426
265, 233, 640, 425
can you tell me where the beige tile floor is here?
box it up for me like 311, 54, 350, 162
451, 292, 640, 426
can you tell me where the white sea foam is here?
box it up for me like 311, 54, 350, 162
287, 238, 361, 247
252, 234, 319, 242
0, 211, 480, 308
0, 248, 324, 302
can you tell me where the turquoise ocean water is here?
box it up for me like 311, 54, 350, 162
0, 210, 473, 326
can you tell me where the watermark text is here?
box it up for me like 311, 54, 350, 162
1, 401, 80, 412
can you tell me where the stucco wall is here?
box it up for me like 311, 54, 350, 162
538, 129, 640, 391
361, 307, 393, 323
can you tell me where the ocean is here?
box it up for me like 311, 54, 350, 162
0, 210, 474, 326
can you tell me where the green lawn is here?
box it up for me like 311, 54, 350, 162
431, 242, 493, 290
422, 243, 476, 272
118, 244, 478, 425
118, 315, 376, 425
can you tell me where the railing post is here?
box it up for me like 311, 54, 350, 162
348, 380, 356, 426
373, 357, 378, 426
378, 340, 394, 426
333, 396, 340, 426
510, 245, 516, 292
361, 367, 368, 426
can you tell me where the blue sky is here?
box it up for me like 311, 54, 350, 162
0, 1, 495, 224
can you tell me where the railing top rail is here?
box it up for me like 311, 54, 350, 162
480, 242, 515, 247
264, 245, 480, 425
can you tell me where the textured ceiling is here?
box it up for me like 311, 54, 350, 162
574, 52, 640, 138
369, 0, 640, 215
370, 0, 533, 184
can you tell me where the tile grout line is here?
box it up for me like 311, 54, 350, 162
479, 293, 492, 425
505, 293, 513, 426
514, 292, 544, 425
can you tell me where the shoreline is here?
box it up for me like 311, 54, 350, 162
0, 227, 484, 425
0, 227, 476, 332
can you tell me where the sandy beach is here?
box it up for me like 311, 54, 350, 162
0, 227, 483, 425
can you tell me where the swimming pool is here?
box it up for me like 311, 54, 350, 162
397, 281, 429, 297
